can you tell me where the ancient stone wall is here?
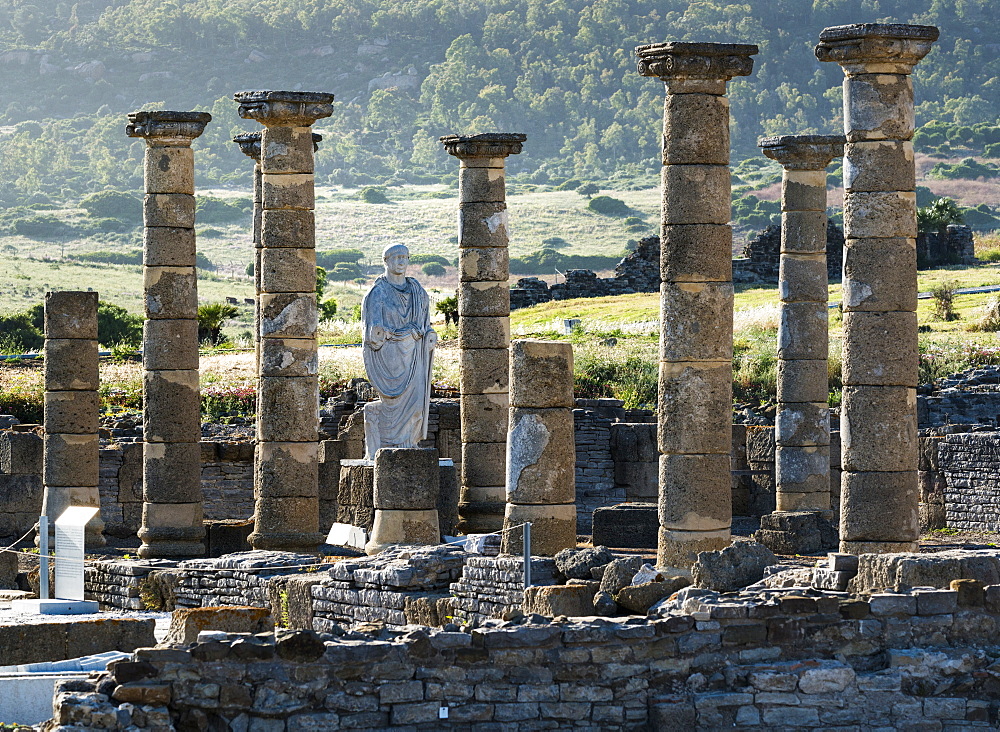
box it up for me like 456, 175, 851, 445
52, 588, 1000, 730
734, 221, 845, 284
938, 432, 1000, 531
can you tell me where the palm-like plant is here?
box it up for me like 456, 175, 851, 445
197, 302, 240, 346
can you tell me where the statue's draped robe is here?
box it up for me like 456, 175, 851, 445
361, 276, 434, 452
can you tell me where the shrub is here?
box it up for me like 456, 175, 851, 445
0, 311, 42, 351
202, 380, 256, 420
930, 281, 961, 321
79, 190, 141, 224
319, 298, 338, 320
542, 236, 570, 249
409, 253, 450, 266
359, 186, 391, 204
98, 301, 143, 347
72, 249, 142, 265
968, 297, 1000, 332
436, 294, 458, 326
918, 198, 964, 235
928, 157, 998, 180
574, 346, 657, 409
554, 179, 581, 191
196, 196, 250, 223
197, 302, 240, 345
329, 262, 363, 281
316, 249, 364, 269
196, 252, 216, 271
421, 262, 446, 276
577, 182, 600, 197
13, 214, 72, 238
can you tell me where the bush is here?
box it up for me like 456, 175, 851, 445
13, 214, 72, 238
587, 195, 630, 217
319, 298, 338, 320
197, 302, 240, 345
98, 301, 143, 347
930, 281, 961, 321
421, 262, 446, 276
79, 190, 141, 224
918, 198, 964, 235
72, 249, 142, 265
928, 157, 998, 180
196, 196, 250, 223
409, 253, 450, 266
436, 294, 458, 326
358, 186, 391, 204
509, 248, 621, 274
541, 236, 570, 249
0, 312, 43, 351
329, 262, 363, 281
316, 249, 364, 269
577, 182, 600, 197
202, 380, 256, 420
574, 347, 657, 409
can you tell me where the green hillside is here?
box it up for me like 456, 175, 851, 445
0, 0, 998, 202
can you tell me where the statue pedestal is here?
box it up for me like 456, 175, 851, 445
336, 459, 375, 532
365, 448, 441, 555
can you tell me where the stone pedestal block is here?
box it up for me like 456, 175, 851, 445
373, 447, 439, 511
365, 509, 441, 555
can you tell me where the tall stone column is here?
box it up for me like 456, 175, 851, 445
817, 23, 938, 554
758, 135, 844, 514
501, 340, 576, 557
636, 41, 757, 570
440, 133, 525, 534
235, 90, 333, 552
42, 291, 104, 546
127, 111, 210, 558
233, 132, 263, 369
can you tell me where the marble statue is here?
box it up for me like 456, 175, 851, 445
362, 244, 438, 459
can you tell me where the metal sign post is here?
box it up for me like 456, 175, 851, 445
523, 522, 532, 590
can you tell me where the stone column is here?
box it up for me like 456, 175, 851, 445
758, 135, 844, 514
365, 448, 440, 555
636, 41, 757, 570
439, 133, 525, 534
501, 340, 576, 556
233, 132, 263, 369
817, 23, 938, 554
127, 111, 210, 558
41, 291, 104, 546
235, 90, 333, 552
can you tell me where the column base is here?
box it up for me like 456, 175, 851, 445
657, 527, 730, 573
138, 524, 206, 559
839, 540, 918, 555
365, 508, 440, 555
500, 503, 577, 557
457, 485, 506, 534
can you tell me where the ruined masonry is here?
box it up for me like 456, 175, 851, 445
637, 41, 758, 569
502, 340, 577, 556
235, 90, 333, 552
817, 23, 939, 554
41, 290, 104, 546
128, 110, 211, 558
759, 134, 844, 516
440, 132, 525, 534
365, 447, 441, 555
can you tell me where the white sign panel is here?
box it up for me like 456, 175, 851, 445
326, 522, 367, 550
54, 506, 98, 601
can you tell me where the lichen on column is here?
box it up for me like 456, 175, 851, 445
235, 90, 333, 552
636, 41, 757, 571
440, 133, 526, 534
816, 23, 938, 554
127, 110, 210, 558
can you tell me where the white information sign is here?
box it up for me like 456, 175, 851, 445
326, 522, 367, 550
54, 506, 99, 601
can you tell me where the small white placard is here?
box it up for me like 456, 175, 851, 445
326, 523, 367, 550
54, 506, 99, 601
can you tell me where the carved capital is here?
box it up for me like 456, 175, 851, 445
636, 41, 757, 82
234, 90, 334, 127
233, 132, 261, 161
758, 134, 845, 170
126, 111, 211, 145
233, 131, 321, 161
816, 23, 938, 75
440, 133, 526, 159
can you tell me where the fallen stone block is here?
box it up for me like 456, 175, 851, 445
592, 503, 657, 549
554, 546, 614, 580
615, 577, 690, 615
522, 584, 595, 618
163, 605, 273, 645
693, 540, 777, 592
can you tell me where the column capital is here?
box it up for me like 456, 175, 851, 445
440, 132, 526, 159
636, 41, 757, 85
234, 90, 334, 127
816, 23, 938, 75
233, 131, 261, 161
759, 134, 845, 170
126, 111, 211, 145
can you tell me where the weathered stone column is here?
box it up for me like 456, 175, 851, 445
41, 291, 104, 546
233, 132, 263, 369
440, 133, 525, 534
128, 111, 210, 558
759, 135, 844, 514
636, 41, 757, 570
236, 91, 333, 552
817, 23, 938, 554
501, 340, 576, 556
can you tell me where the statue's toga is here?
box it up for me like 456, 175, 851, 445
361, 244, 438, 459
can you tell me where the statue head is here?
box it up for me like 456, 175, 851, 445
382, 244, 410, 277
